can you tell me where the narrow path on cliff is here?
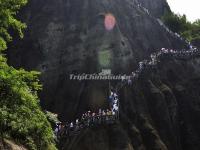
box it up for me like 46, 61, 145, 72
55, 46, 200, 141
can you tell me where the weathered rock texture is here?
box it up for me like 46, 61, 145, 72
7, 0, 200, 150
0, 139, 27, 150
137, 0, 170, 17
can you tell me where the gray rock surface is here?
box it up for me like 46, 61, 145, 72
137, 0, 170, 17
7, 0, 200, 150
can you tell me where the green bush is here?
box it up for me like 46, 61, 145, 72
0, 60, 57, 150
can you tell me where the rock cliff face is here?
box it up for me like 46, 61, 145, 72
137, 0, 170, 17
7, 0, 200, 150
58, 56, 200, 150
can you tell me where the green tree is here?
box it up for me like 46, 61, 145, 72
0, 0, 27, 52
162, 11, 200, 46
0, 0, 57, 149
162, 12, 191, 33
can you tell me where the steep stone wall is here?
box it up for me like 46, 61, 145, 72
60, 56, 200, 150
7, 1, 200, 149
137, 0, 170, 18
8, 0, 186, 119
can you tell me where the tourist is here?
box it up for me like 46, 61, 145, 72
113, 92, 118, 98
92, 112, 96, 125
113, 104, 119, 112
139, 61, 144, 70
98, 109, 102, 124
70, 122, 74, 128
81, 113, 85, 121
113, 98, 118, 105
128, 79, 132, 85
54, 125, 59, 137
65, 123, 70, 136
121, 75, 125, 82
102, 110, 106, 123
76, 119, 79, 126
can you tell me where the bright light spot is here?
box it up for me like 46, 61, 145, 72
104, 13, 116, 31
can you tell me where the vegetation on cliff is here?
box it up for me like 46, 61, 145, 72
0, 0, 57, 149
162, 12, 200, 45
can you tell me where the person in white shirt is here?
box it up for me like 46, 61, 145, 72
113, 104, 119, 112
70, 122, 74, 128
139, 61, 144, 70
76, 119, 79, 125
114, 92, 118, 98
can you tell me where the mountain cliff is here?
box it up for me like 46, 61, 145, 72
7, 0, 200, 150
137, 0, 170, 17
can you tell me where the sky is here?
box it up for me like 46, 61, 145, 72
167, 0, 200, 22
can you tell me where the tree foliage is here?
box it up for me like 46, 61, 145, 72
0, 0, 27, 52
0, 62, 57, 150
0, 0, 57, 149
162, 12, 200, 44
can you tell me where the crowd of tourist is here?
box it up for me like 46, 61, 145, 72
119, 46, 200, 88
54, 46, 199, 140
52, 0, 200, 141
134, 1, 193, 49
54, 91, 119, 139
156, 18, 193, 48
